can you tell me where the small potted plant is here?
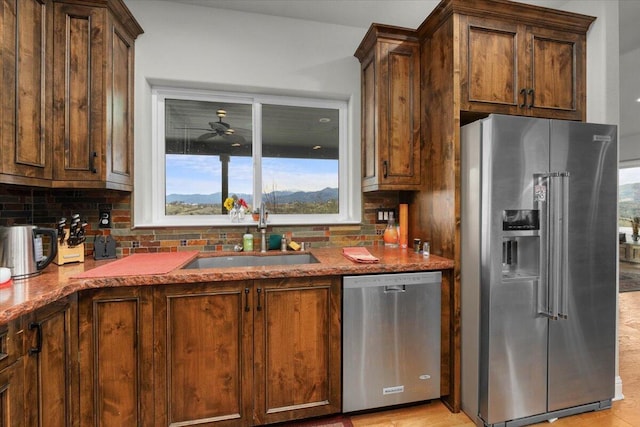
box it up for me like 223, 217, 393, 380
252, 208, 268, 222
632, 216, 640, 242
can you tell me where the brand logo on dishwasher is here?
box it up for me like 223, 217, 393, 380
383, 385, 404, 395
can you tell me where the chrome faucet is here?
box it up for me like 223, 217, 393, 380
257, 202, 267, 252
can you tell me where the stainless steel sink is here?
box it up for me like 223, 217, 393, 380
182, 253, 319, 269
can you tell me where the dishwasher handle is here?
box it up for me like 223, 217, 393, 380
384, 285, 406, 293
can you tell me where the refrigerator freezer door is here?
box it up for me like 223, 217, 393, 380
547, 121, 617, 411
479, 115, 549, 424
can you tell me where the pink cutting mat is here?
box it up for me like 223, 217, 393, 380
71, 251, 199, 278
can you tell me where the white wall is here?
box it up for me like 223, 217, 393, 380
124, 1, 367, 224
620, 47, 640, 162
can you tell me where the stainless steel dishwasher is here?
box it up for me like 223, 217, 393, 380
342, 271, 441, 413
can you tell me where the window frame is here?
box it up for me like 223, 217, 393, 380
142, 86, 360, 227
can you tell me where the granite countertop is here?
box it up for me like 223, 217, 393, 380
0, 246, 453, 325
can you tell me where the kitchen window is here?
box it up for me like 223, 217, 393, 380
144, 87, 360, 227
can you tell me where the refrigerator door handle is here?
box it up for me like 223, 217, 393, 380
535, 174, 556, 320
547, 172, 570, 320
557, 172, 570, 319
549, 173, 562, 320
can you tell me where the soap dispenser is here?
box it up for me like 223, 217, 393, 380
243, 228, 254, 252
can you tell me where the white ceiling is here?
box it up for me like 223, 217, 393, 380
159, 0, 639, 54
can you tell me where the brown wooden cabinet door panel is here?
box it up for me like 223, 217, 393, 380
375, 41, 421, 190
527, 27, 583, 119
24, 296, 79, 427
254, 277, 340, 425
108, 23, 134, 182
154, 282, 253, 427
0, 359, 25, 427
53, 3, 104, 183
79, 287, 153, 427
357, 25, 421, 192
460, 16, 522, 114
0, 0, 52, 184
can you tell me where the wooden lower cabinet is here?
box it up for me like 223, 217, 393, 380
154, 281, 253, 426
78, 287, 154, 427
11, 276, 340, 426
23, 295, 79, 427
0, 319, 23, 427
154, 277, 341, 426
254, 277, 341, 425
0, 359, 25, 427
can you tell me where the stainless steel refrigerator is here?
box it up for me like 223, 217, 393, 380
460, 114, 617, 427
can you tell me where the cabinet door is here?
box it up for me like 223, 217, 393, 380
103, 14, 135, 188
154, 282, 253, 427
254, 276, 341, 425
361, 37, 421, 192
78, 287, 153, 427
52, 3, 105, 185
0, 0, 53, 185
460, 15, 585, 121
24, 295, 79, 427
459, 15, 524, 115
525, 26, 584, 120
0, 359, 25, 426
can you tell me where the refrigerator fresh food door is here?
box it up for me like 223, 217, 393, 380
547, 121, 617, 411
479, 115, 549, 424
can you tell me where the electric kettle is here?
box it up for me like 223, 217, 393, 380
0, 225, 58, 279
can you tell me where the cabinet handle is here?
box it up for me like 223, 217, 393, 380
527, 89, 535, 108
29, 322, 42, 355
382, 160, 388, 179
244, 287, 250, 312
90, 151, 98, 173
256, 288, 262, 311
519, 88, 527, 108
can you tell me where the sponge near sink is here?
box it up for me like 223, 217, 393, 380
288, 241, 301, 251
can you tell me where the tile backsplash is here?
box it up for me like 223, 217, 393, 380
0, 184, 399, 257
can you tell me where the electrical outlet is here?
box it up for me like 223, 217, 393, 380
99, 210, 112, 228
376, 208, 397, 224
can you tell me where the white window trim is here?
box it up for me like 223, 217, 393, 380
135, 86, 361, 228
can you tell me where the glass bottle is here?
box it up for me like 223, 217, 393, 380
383, 213, 399, 247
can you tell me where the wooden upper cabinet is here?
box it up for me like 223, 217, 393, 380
52, 0, 142, 190
0, 0, 53, 186
0, 0, 142, 190
459, 15, 588, 120
355, 25, 421, 192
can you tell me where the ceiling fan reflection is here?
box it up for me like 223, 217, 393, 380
176, 109, 247, 144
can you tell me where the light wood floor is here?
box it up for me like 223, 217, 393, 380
351, 288, 640, 427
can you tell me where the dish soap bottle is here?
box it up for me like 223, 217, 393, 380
383, 212, 399, 248
243, 228, 254, 252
